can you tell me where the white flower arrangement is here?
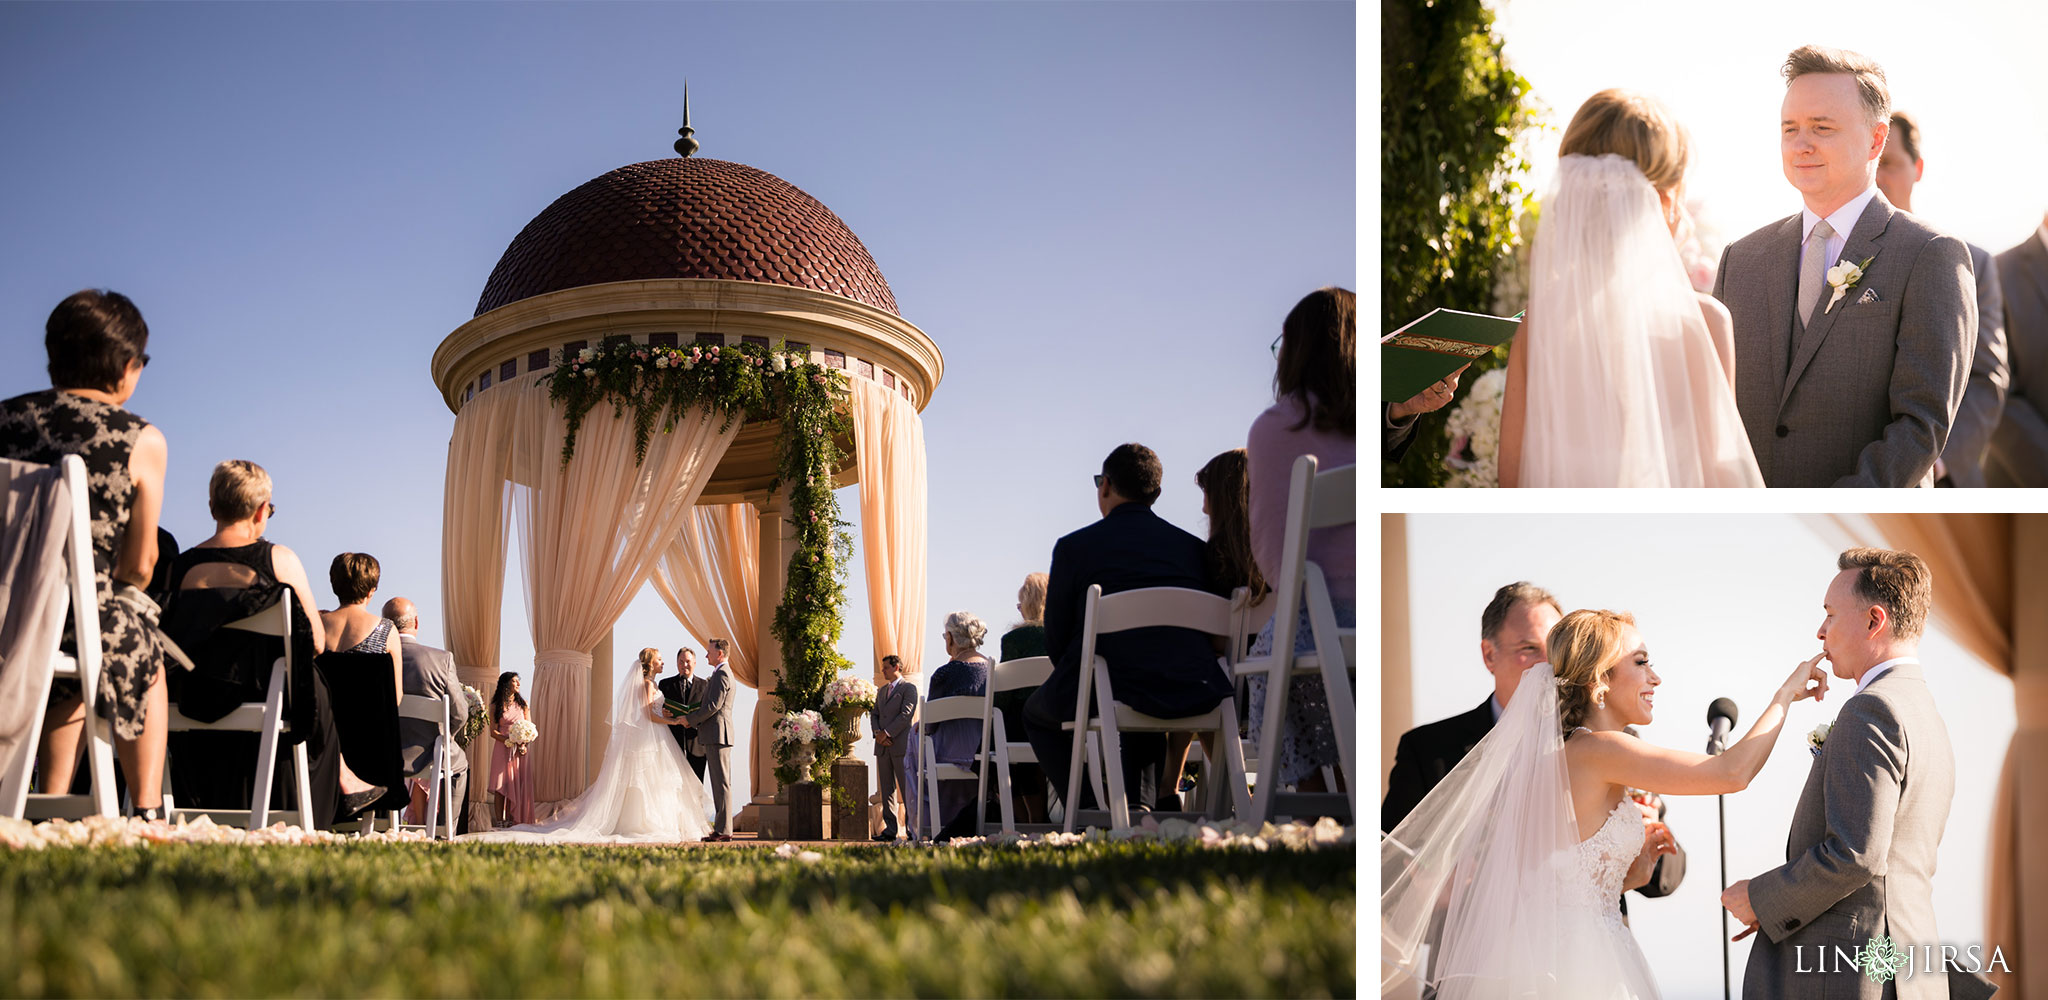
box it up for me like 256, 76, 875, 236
774, 709, 828, 745
506, 718, 538, 749
1442, 367, 1508, 488
1807, 721, 1833, 756
822, 675, 878, 712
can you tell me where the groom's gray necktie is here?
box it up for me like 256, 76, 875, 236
1797, 218, 1837, 331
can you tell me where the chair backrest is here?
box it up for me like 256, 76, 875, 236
989, 656, 1053, 693
1087, 586, 1234, 640
222, 588, 293, 696
919, 694, 985, 730
398, 694, 448, 727
1308, 462, 1355, 531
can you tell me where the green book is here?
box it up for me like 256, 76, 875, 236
1381, 308, 1521, 403
664, 699, 701, 718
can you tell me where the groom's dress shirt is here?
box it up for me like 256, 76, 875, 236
1799, 185, 1880, 284
1853, 656, 1913, 696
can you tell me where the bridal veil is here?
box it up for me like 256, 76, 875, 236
1520, 154, 1763, 487
1381, 661, 1655, 998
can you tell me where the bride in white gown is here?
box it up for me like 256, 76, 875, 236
1498, 89, 1765, 488
468, 648, 711, 844
1382, 609, 1828, 998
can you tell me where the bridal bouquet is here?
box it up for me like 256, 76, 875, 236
455, 684, 487, 749
506, 719, 538, 756
1442, 367, 1508, 487
822, 675, 878, 714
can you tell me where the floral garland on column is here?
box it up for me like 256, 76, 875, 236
544, 339, 854, 788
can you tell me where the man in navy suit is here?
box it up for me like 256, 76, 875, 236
1023, 443, 1232, 817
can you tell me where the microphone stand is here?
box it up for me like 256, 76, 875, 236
1706, 730, 1730, 1000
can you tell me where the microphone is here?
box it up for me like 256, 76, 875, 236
1706, 697, 1739, 754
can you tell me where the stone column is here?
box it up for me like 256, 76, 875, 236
587, 629, 613, 794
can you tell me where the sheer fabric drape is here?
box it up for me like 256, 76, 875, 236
851, 379, 929, 680
441, 386, 518, 829
1809, 512, 2040, 997
648, 503, 774, 799
491, 375, 741, 805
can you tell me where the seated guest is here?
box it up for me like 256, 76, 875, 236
1, 290, 170, 819
167, 459, 385, 824
1246, 287, 1356, 795
1161, 447, 1274, 806
928, 611, 992, 840
993, 572, 1050, 823
1022, 443, 1232, 819
488, 671, 534, 826
382, 597, 478, 833
319, 553, 403, 706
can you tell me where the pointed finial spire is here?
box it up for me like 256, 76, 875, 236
674, 82, 699, 158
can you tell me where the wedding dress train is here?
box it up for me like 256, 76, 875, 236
465, 671, 712, 844
1382, 662, 1660, 998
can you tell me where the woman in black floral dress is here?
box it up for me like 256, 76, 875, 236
0, 290, 170, 817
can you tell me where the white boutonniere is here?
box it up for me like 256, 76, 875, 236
1824, 257, 1876, 314
1807, 721, 1833, 756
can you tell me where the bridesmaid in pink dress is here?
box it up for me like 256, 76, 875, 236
489, 672, 535, 826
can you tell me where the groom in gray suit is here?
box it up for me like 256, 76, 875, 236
1722, 548, 1959, 999
1713, 46, 1976, 486
681, 638, 735, 841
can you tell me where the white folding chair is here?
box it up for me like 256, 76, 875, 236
1061, 585, 1252, 834
974, 656, 1106, 836
370, 693, 454, 839
1233, 456, 1356, 822
915, 693, 988, 841
1, 455, 119, 820
162, 590, 316, 830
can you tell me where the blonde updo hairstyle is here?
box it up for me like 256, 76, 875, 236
1549, 609, 1640, 739
943, 611, 989, 653
637, 647, 661, 682
1559, 89, 1691, 194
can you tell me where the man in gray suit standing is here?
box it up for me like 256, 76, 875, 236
382, 598, 478, 835
1713, 45, 1976, 486
1874, 110, 2008, 488
681, 638, 735, 841
870, 654, 917, 841
1721, 548, 1958, 999
1990, 213, 2048, 486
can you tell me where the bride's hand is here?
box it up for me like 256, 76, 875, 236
1623, 821, 1677, 891
1777, 653, 1829, 704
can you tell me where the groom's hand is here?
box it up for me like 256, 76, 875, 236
1721, 879, 1758, 937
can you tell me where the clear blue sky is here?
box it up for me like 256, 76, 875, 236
0, 1, 1356, 798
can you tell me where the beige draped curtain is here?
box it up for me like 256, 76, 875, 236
441, 386, 518, 829
1808, 514, 2041, 998
508, 380, 742, 807
850, 379, 929, 680
648, 503, 776, 799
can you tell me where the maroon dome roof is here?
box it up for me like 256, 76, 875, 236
475, 157, 898, 317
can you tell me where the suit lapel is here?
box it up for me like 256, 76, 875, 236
1783, 196, 1895, 406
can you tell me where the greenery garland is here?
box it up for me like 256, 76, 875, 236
544, 339, 854, 788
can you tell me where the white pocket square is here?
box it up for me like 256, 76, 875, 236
1856, 287, 1881, 305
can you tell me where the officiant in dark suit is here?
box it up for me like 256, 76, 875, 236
657, 646, 707, 782
1382, 582, 1686, 911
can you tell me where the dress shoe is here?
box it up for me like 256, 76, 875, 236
872, 831, 896, 842
339, 785, 388, 821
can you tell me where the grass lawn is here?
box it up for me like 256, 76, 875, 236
0, 839, 1355, 997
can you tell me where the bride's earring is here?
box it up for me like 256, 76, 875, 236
1595, 694, 1606, 709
